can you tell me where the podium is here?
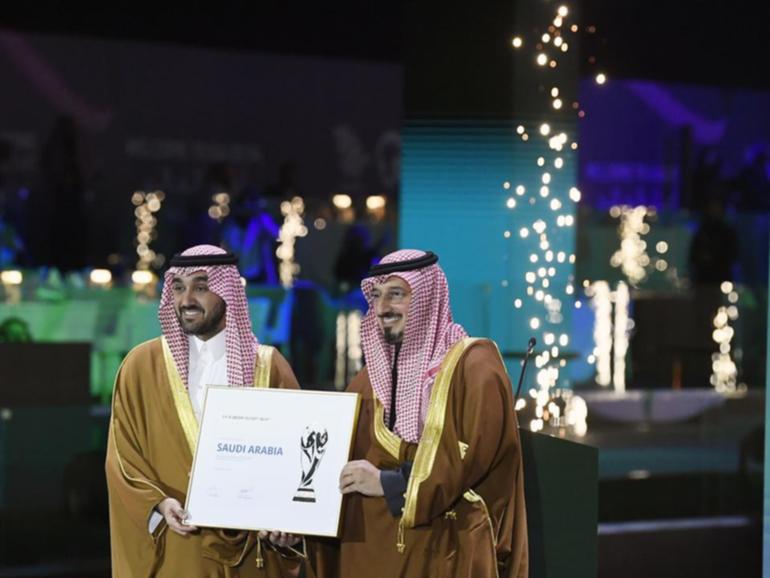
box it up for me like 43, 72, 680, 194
520, 429, 598, 578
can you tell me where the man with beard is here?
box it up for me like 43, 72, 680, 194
106, 245, 303, 577
311, 249, 528, 578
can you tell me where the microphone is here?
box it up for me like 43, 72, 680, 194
514, 337, 537, 402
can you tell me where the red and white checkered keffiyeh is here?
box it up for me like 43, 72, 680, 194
361, 249, 468, 443
158, 244, 258, 388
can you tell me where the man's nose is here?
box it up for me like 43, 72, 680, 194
180, 289, 197, 307
375, 299, 389, 316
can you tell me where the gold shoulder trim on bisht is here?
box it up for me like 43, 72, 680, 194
374, 397, 403, 460
161, 336, 200, 456
254, 344, 274, 387
401, 337, 480, 529
109, 339, 168, 498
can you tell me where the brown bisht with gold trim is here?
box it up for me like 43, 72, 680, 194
310, 338, 528, 578
106, 337, 303, 578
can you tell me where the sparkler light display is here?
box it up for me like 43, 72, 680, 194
509, 3, 589, 436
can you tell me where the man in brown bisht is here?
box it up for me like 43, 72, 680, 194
311, 249, 528, 577
106, 244, 303, 577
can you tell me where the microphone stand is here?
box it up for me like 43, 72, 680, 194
514, 337, 537, 402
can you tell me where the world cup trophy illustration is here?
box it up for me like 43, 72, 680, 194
293, 426, 329, 503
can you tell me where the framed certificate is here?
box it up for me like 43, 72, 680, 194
184, 387, 360, 537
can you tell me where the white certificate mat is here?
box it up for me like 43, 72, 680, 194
185, 387, 360, 537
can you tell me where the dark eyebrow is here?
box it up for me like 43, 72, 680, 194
172, 275, 209, 284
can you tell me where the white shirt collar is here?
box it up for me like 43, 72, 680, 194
189, 328, 227, 363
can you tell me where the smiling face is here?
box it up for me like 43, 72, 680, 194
171, 271, 226, 340
370, 276, 412, 344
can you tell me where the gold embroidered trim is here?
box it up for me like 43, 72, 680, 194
464, 488, 500, 578
110, 411, 168, 501
458, 441, 469, 460
463, 488, 482, 502
255, 537, 264, 568
109, 340, 169, 526
289, 537, 309, 560
254, 344, 274, 388
161, 336, 200, 456
374, 397, 403, 460
401, 337, 480, 531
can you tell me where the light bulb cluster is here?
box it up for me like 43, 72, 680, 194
508, 4, 586, 437
276, 196, 308, 288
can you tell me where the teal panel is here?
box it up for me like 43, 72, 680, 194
400, 119, 578, 381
